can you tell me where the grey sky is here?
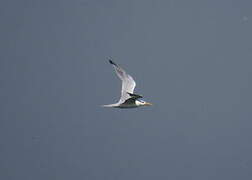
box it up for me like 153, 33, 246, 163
1, 0, 252, 180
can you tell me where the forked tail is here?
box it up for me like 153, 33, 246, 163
101, 103, 117, 108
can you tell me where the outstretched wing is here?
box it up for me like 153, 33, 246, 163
109, 60, 136, 103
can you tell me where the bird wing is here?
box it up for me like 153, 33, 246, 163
122, 93, 143, 105
109, 60, 136, 103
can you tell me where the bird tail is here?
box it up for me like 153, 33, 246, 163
101, 104, 117, 108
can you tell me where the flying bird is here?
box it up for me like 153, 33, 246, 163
102, 60, 152, 108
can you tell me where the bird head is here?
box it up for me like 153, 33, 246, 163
136, 100, 152, 106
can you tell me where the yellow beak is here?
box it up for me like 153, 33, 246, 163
144, 102, 153, 106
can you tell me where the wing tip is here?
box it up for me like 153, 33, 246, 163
127, 92, 143, 98
108, 59, 117, 66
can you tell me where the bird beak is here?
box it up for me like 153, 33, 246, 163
144, 102, 153, 106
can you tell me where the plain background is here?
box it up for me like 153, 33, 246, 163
1, 0, 252, 179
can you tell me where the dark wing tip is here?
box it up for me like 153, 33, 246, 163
109, 59, 117, 66
127, 92, 143, 99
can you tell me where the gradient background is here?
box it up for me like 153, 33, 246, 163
1, 0, 252, 179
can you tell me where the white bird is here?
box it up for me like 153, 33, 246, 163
102, 60, 152, 108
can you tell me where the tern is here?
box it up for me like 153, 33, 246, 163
102, 60, 152, 108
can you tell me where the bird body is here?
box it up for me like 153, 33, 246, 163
102, 60, 152, 108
